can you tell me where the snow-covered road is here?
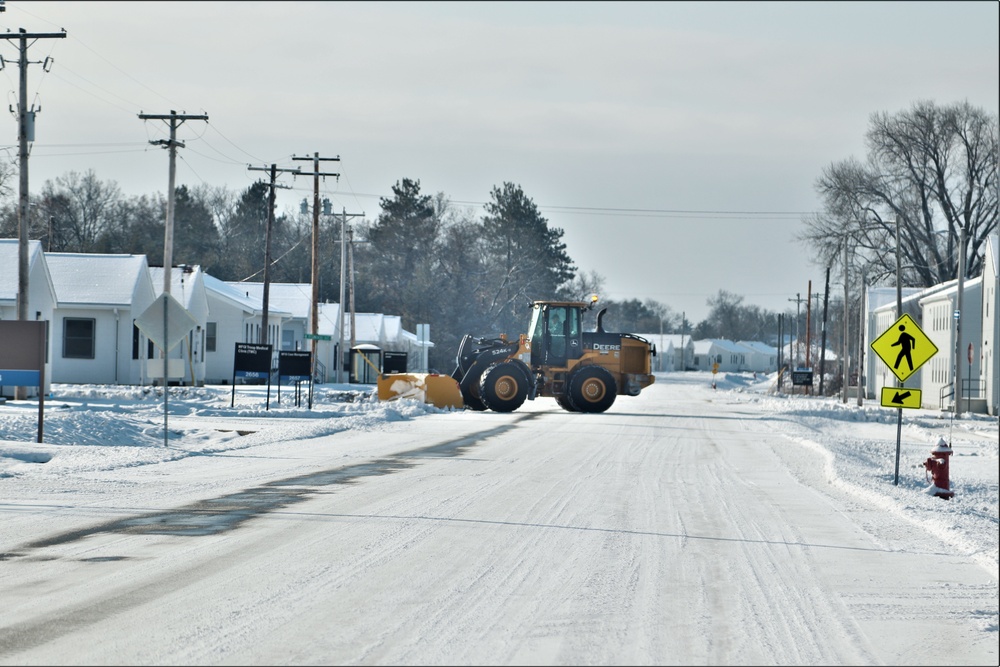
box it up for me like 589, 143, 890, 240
1, 373, 996, 665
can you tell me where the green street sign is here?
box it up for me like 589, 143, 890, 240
304, 333, 332, 341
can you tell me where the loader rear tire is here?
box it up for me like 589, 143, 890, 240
479, 362, 529, 413
555, 394, 578, 412
567, 366, 617, 413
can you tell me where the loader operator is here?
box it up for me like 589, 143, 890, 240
550, 309, 566, 358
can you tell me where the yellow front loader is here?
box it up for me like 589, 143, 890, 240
375, 296, 655, 414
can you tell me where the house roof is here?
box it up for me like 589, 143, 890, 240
316, 302, 343, 337
0, 239, 53, 304
633, 333, 687, 348
46, 253, 149, 307
736, 341, 777, 355
149, 265, 205, 309
872, 283, 948, 313
350, 313, 384, 342
203, 273, 275, 314
918, 275, 983, 304
693, 338, 746, 354
232, 282, 313, 319
986, 233, 999, 277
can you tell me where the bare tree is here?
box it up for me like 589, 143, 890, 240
558, 269, 605, 302
800, 100, 998, 290
37, 170, 123, 252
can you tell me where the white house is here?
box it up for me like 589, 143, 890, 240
981, 234, 999, 416
202, 274, 292, 384
314, 301, 344, 383
46, 252, 156, 385
231, 281, 313, 353
635, 333, 693, 372
692, 339, 747, 373
149, 265, 210, 386
919, 276, 984, 411
0, 239, 56, 398
736, 341, 778, 373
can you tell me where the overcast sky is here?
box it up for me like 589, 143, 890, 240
1, 1, 997, 323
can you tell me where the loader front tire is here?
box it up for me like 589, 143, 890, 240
462, 379, 488, 411
479, 362, 529, 413
567, 366, 617, 413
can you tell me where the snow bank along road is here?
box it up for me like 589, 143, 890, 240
0, 376, 996, 665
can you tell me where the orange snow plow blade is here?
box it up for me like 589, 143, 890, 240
376, 372, 465, 409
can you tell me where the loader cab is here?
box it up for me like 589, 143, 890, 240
528, 303, 582, 367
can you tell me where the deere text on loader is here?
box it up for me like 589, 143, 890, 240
377, 296, 655, 413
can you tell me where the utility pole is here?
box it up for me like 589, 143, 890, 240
680, 312, 686, 371
4, 26, 65, 323
842, 239, 850, 404
348, 227, 356, 349
2, 25, 65, 400
777, 313, 783, 378
819, 267, 830, 396
138, 110, 208, 444
954, 224, 967, 414
336, 208, 365, 384
787, 293, 803, 368
138, 111, 209, 295
893, 217, 903, 485
292, 153, 340, 393
247, 163, 299, 345
857, 266, 867, 407
805, 281, 813, 394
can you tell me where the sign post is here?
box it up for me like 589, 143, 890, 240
134, 293, 199, 446
232, 342, 273, 409
966, 342, 973, 414
278, 350, 313, 408
870, 313, 939, 484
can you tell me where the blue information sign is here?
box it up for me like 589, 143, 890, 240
0, 369, 41, 386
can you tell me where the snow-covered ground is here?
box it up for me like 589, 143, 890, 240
1, 370, 997, 664
3, 371, 996, 578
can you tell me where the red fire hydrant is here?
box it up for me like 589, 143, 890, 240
923, 437, 955, 500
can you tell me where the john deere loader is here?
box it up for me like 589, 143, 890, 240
377, 296, 656, 413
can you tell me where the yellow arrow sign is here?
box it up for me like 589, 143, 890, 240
880, 387, 922, 409
870, 313, 938, 383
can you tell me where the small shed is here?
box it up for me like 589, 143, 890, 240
350, 343, 382, 384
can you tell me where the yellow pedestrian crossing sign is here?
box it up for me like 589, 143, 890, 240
870, 313, 938, 383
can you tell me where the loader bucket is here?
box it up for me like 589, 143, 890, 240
377, 372, 465, 409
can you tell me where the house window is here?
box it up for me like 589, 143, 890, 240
206, 322, 217, 352
132, 321, 141, 359
63, 317, 95, 359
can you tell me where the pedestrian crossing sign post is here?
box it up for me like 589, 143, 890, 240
870, 313, 938, 383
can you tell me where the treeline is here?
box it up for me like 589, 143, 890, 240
0, 171, 787, 370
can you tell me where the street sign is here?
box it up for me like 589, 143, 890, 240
134, 293, 198, 352
870, 313, 938, 383
791, 368, 813, 386
880, 387, 922, 409
304, 333, 332, 341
